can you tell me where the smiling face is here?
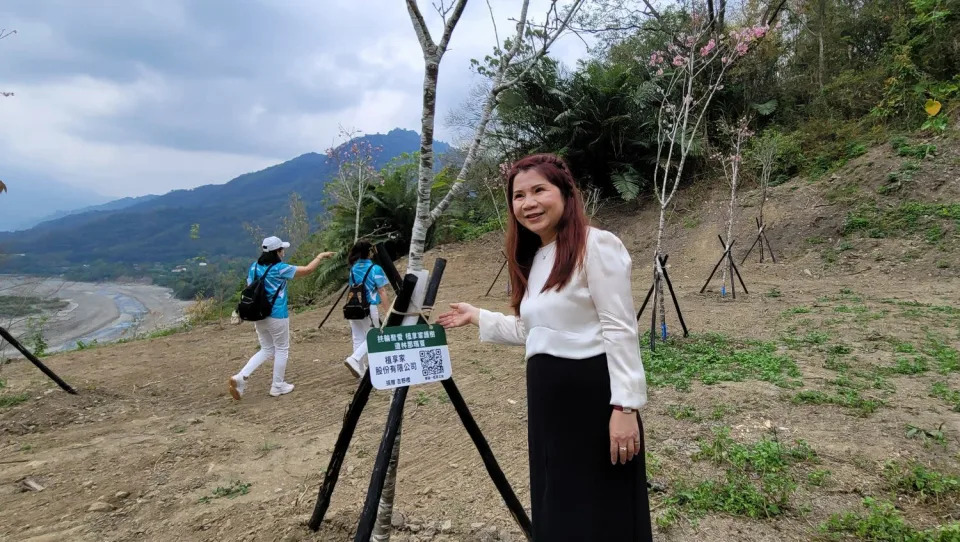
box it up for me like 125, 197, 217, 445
511, 169, 565, 245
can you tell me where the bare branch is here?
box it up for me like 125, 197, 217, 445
486, 0, 500, 48
437, 0, 469, 52
496, 0, 586, 92
406, 0, 436, 52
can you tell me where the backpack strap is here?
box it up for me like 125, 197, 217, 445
351, 264, 374, 290
259, 263, 284, 309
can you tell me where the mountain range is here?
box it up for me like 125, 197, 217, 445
0, 178, 113, 232
0, 129, 448, 272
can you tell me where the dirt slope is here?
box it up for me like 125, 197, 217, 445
1, 137, 958, 542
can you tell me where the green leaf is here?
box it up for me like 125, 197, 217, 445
751, 100, 779, 116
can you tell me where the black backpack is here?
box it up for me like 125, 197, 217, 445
237, 263, 284, 321
343, 265, 373, 320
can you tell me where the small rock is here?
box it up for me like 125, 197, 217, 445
470, 522, 485, 531
409, 523, 421, 533
506, 399, 517, 405
82, 481, 94, 488
439, 520, 452, 533
87, 501, 115, 513
115, 491, 130, 499
346, 465, 355, 475
803, 268, 813, 277
391, 512, 406, 530
20, 478, 44, 492
187, 417, 203, 425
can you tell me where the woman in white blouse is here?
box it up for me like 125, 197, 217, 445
438, 154, 652, 540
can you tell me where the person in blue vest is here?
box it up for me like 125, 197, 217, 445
229, 236, 333, 399
343, 240, 390, 377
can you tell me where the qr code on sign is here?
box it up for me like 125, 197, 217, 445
420, 349, 445, 378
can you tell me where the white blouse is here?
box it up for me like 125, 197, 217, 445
478, 227, 648, 409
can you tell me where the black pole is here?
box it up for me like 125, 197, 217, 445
485, 259, 508, 297
442, 378, 533, 539
373, 242, 404, 293
728, 251, 736, 299
740, 234, 761, 265
355, 385, 409, 542
699, 253, 726, 294
317, 283, 350, 330
637, 255, 669, 319
730, 257, 749, 294
660, 264, 689, 337
308, 274, 419, 532
762, 231, 778, 263
649, 265, 658, 351
0, 326, 77, 395
307, 375, 373, 530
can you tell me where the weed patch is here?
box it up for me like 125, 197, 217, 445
645, 334, 802, 392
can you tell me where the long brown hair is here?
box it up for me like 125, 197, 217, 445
505, 153, 588, 315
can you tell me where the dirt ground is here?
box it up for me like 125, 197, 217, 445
1, 139, 958, 541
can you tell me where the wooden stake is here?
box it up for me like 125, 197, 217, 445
0, 326, 77, 395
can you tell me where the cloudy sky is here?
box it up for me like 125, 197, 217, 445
0, 1, 588, 199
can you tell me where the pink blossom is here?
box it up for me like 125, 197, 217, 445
721, 56, 729, 64
649, 52, 664, 66
672, 55, 686, 67
656, 68, 664, 76
699, 39, 716, 57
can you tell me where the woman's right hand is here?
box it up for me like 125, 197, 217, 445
437, 302, 480, 329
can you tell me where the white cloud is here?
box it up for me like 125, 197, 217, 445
0, 0, 589, 200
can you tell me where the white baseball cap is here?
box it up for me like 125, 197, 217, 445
262, 236, 291, 252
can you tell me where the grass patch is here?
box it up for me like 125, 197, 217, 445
657, 428, 817, 528
843, 201, 960, 239
645, 334, 802, 392
923, 332, 959, 373
782, 330, 831, 349
781, 306, 812, 316
666, 404, 698, 420
765, 287, 783, 298
884, 461, 959, 501
0, 389, 29, 408
821, 497, 960, 541
415, 391, 431, 406
198, 480, 251, 504
930, 381, 960, 412
710, 403, 734, 420
891, 136, 937, 158
807, 469, 831, 487
792, 389, 884, 416
904, 424, 947, 448
887, 356, 929, 375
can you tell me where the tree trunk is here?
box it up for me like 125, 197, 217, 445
721, 164, 737, 292
370, 270, 429, 541
370, 429, 402, 541
654, 204, 668, 339
409, 55, 441, 274
817, 32, 825, 92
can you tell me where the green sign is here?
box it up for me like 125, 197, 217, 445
366, 324, 452, 390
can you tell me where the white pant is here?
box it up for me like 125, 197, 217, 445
348, 305, 380, 368
239, 317, 290, 386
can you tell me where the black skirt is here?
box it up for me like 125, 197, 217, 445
527, 353, 653, 541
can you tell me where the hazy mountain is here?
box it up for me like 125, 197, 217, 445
0, 178, 111, 232
0, 129, 450, 271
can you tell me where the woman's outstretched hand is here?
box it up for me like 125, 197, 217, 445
436, 302, 480, 329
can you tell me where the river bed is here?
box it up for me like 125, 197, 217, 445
0, 276, 190, 357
